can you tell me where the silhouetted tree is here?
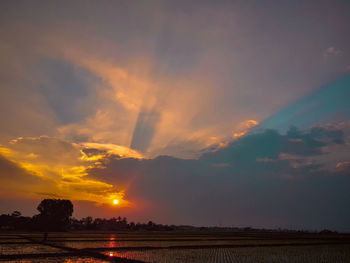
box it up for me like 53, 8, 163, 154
82, 216, 94, 229
11, 211, 21, 218
0, 211, 31, 230
36, 199, 73, 231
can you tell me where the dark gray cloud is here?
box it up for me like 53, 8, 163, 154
88, 124, 350, 231
201, 125, 344, 167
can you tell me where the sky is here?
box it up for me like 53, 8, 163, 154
0, 0, 350, 231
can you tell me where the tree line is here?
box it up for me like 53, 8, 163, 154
0, 199, 179, 231
0, 199, 338, 233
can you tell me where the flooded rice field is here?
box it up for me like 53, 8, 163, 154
0, 231, 350, 262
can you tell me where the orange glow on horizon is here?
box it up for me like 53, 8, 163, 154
0, 137, 134, 207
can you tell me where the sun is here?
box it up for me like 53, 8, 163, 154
113, 199, 119, 205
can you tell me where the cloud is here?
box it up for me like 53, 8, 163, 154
336, 162, 350, 174
0, 136, 137, 206
85, 124, 350, 230
81, 142, 143, 159
0, 155, 43, 198
2, 1, 350, 159
336, 162, 350, 168
233, 120, 259, 138
324, 46, 341, 57
212, 162, 231, 168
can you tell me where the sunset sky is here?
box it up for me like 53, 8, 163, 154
1, 0, 350, 231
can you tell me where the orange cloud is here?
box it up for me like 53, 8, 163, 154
0, 136, 136, 207
81, 142, 144, 159
233, 120, 259, 138
336, 162, 350, 169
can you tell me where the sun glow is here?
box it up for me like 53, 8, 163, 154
113, 199, 119, 205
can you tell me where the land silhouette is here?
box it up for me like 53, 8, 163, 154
1, 199, 350, 263
0, 199, 339, 234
